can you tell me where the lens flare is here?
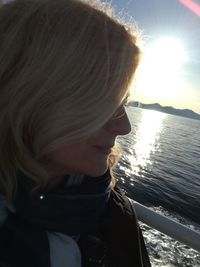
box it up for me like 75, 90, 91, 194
179, 0, 200, 17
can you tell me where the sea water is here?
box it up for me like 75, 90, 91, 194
115, 107, 200, 267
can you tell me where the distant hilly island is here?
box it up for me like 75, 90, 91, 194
129, 102, 200, 121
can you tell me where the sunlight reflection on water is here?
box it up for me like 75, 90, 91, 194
127, 109, 166, 177
116, 108, 200, 266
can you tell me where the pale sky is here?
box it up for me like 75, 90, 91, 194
112, 0, 200, 114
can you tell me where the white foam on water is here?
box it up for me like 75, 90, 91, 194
140, 206, 200, 267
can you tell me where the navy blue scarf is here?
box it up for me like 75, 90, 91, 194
0, 175, 151, 267
14, 170, 112, 235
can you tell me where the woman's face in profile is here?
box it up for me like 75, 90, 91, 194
45, 109, 131, 178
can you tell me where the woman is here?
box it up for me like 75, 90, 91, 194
0, 0, 151, 266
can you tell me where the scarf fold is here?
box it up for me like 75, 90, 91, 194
14, 170, 112, 235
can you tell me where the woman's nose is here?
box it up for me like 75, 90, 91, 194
105, 111, 132, 136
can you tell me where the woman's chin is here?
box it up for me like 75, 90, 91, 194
84, 163, 109, 177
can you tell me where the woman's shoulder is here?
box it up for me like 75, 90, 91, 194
108, 185, 137, 219
101, 185, 151, 267
99, 184, 139, 240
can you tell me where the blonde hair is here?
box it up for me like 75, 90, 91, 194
0, 0, 141, 201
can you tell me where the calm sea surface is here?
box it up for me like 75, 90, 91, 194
115, 107, 200, 267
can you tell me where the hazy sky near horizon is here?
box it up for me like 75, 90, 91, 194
112, 0, 200, 114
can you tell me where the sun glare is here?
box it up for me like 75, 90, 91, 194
150, 37, 186, 68
135, 37, 187, 103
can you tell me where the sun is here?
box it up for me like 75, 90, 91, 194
134, 36, 187, 104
